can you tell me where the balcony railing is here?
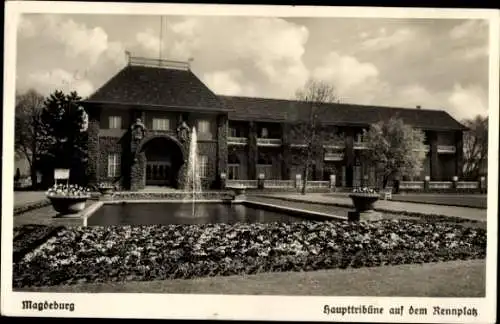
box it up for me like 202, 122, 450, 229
324, 152, 344, 161
323, 142, 345, 149
412, 145, 430, 152
456, 181, 479, 189
128, 55, 190, 70
226, 180, 258, 188
290, 143, 307, 148
399, 181, 425, 190
306, 181, 330, 188
257, 138, 282, 146
429, 181, 453, 189
264, 180, 295, 188
353, 141, 368, 150
437, 145, 456, 154
228, 137, 248, 145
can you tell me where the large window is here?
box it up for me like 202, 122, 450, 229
197, 120, 212, 139
197, 120, 210, 133
229, 127, 238, 137
198, 155, 208, 178
109, 116, 122, 129
152, 118, 170, 131
227, 164, 240, 180
107, 153, 121, 178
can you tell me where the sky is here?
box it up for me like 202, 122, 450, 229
15, 13, 490, 121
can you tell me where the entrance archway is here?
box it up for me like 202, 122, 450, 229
140, 136, 184, 188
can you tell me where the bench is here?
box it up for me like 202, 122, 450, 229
380, 187, 393, 200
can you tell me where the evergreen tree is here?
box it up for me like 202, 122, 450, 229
38, 90, 89, 186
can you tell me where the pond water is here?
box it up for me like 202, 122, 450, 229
87, 202, 319, 225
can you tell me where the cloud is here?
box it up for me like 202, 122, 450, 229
134, 16, 310, 98
24, 69, 94, 97
448, 84, 488, 119
18, 15, 36, 38
202, 70, 244, 96
450, 20, 488, 40
312, 52, 384, 102
135, 28, 161, 55
462, 45, 488, 61
18, 15, 126, 67
361, 28, 415, 51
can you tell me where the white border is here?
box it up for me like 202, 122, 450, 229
2, 2, 499, 322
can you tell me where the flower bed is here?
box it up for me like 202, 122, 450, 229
13, 220, 486, 288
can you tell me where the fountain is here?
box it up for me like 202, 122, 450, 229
184, 127, 203, 216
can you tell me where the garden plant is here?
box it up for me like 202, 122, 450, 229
13, 219, 486, 288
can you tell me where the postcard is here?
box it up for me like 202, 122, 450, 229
2, 1, 498, 322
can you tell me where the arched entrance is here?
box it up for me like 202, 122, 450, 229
140, 136, 185, 188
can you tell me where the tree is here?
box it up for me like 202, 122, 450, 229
462, 115, 488, 180
363, 117, 426, 188
15, 89, 45, 188
294, 79, 340, 195
37, 90, 89, 186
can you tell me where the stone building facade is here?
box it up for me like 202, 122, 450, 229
82, 57, 467, 190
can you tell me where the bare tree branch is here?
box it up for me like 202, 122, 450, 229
294, 79, 340, 195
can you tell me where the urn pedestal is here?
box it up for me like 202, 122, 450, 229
348, 193, 382, 222
229, 186, 246, 200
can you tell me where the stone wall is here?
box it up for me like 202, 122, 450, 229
86, 113, 100, 186
216, 114, 228, 188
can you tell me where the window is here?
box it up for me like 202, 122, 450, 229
355, 132, 366, 143
198, 155, 208, 178
109, 116, 122, 129
229, 127, 238, 137
107, 153, 121, 178
227, 164, 240, 180
152, 118, 170, 131
261, 127, 268, 138
197, 120, 210, 134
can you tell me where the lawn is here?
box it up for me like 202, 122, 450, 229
390, 194, 487, 209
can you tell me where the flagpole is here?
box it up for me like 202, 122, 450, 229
159, 16, 163, 61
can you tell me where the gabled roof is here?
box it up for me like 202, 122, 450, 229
84, 64, 229, 112
219, 95, 468, 131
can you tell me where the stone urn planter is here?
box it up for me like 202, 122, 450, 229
46, 184, 91, 216
99, 188, 113, 195
48, 195, 91, 215
98, 182, 116, 195
348, 188, 382, 222
98, 186, 114, 195
228, 185, 246, 199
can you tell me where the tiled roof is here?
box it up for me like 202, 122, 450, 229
219, 96, 290, 122
219, 95, 467, 131
85, 65, 229, 112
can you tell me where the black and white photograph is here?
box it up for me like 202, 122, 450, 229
2, 2, 498, 322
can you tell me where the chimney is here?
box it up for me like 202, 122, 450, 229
416, 105, 421, 109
